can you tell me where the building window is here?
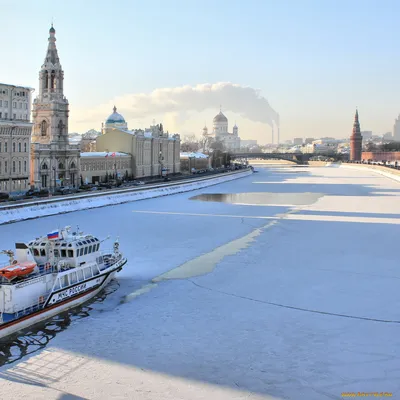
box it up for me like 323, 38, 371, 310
4, 143, 7, 152
24, 160, 27, 172
5, 113, 8, 119
19, 103, 22, 109
71, 162, 76, 169
0, 143, 1, 152
12, 161, 15, 173
58, 162, 64, 169
24, 104, 27, 110
13, 114, 16, 119
18, 143, 21, 152
24, 142, 27, 152
42, 163, 48, 170
13, 102, 16, 108
4, 101, 8, 107
0, 161, 2, 174
24, 114, 27, 120
12, 142, 15, 152
18, 161, 21, 173
0, 113, 2, 118
0, 100, 2, 106
40, 120, 47, 136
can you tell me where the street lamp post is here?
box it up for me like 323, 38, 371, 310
52, 166, 56, 193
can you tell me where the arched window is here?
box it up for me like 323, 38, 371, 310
4, 143, 7, 152
71, 162, 76, 169
44, 71, 49, 89
58, 162, 64, 170
18, 161, 21, 173
12, 161, 16, 173
24, 142, 27, 152
40, 120, 47, 136
24, 160, 27, 172
18, 143, 21, 152
12, 142, 15, 152
42, 163, 48, 170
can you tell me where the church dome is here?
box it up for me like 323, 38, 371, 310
213, 111, 228, 123
105, 106, 126, 124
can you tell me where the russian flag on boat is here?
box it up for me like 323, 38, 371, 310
47, 230, 59, 240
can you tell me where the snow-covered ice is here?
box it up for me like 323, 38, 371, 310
0, 164, 399, 400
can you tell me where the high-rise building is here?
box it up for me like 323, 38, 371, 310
361, 131, 372, 140
393, 115, 400, 141
30, 25, 80, 190
350, 109, 362, 161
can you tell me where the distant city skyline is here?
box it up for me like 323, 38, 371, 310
2, 0, 400, 143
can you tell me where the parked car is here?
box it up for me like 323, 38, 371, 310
25, 188, 49, 198
0, 192, 10, 202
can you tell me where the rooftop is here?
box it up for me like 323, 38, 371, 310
80, 152, 130, 158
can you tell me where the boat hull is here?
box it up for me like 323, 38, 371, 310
0, 258, 126, 340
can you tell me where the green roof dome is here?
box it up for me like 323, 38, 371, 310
105, 106, 126, 124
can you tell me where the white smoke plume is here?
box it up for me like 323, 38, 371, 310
76, 82, 279, 128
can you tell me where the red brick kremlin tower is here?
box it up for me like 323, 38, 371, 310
350, 109, 362, 161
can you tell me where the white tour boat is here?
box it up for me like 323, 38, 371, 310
0, 226, 126, 339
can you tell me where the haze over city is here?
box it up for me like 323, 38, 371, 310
2, 0, 400, 142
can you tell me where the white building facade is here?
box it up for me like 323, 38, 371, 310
202, 110, 241, 151
30, 26, 80, 190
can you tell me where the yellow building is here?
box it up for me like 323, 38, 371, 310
80, 151, 131, 184
95, 107, 180, 179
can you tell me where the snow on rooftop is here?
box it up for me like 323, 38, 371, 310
180, 152, 209, 159
80, 152, 130, 157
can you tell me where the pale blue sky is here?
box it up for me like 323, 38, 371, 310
1, 0, 399, 143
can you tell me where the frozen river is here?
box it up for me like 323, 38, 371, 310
0, 164, 399, 399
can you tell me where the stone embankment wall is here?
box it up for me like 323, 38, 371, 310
0, 169, 252, 225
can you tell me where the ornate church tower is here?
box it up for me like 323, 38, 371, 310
31, 25, 80, 190
32, 25, 68, 145
350, 109, 362, 161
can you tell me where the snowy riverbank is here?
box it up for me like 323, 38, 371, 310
0, 169, 252, 225
340, 163, 400, 183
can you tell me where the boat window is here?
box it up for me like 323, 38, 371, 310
54, 249, 59, 257
70, 271, 78, 284
61, 275, 69, 288
77, 269, 84, 281
84, 247, 88, 255
40, 249, 46, 256
67, 250, 73, 258
53, 278, 61, 291
97, 256, 104, 264
82, 241, 87, 245
88, 245, 92, 253
33, 248, 39, 256
78, 242, 82, 246
96, 244, 100, 251
68, 244, 72, 247
55, 243, 60, 246
79, 248, 83, 257
92, 264, 100, 276
84, 267, 92, 280
40, 243, 46, 246
61, 243, 67, 247
61, 249, 67, 257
